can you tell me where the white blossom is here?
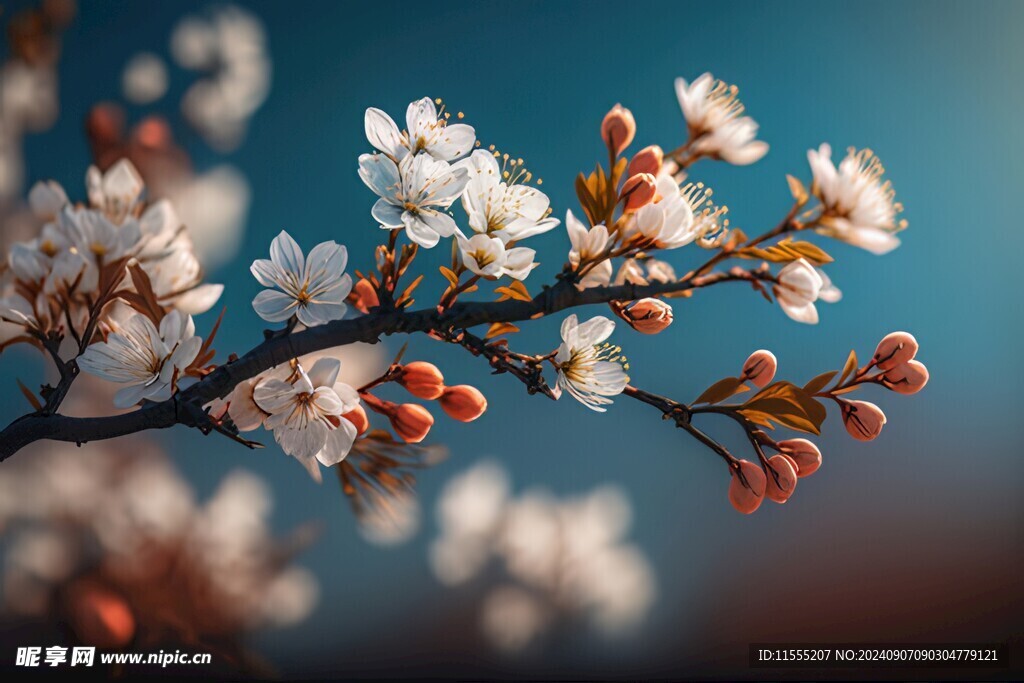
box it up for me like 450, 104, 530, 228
565, 210, 612, 289
359, 152, 469, 248
252, 358, 360, 482
554, 314, 629, 412
454, 149, 559, 243
675, 73, 768, 165
250, 230, 352, 326
365, 97, 475, 162
774, 258, 835, 324
807, 143, 905, 255
456, 233, 537, 281
78, 310, 202, 407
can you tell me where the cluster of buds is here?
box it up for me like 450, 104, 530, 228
728, 438, 823, 514
839, 332, 927, 441
361, 361, 487, 443
721, 334, 926, 513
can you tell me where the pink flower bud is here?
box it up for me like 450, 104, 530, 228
873, 331, 918, 371
765, 454, 798, 504
601, 104, 636, 156
628, 145, 664, 177
342, 404, 369, 435
620, 172, 657, 211
728, 459, 767, 514
614, 297, 673, 334
398, 361, 446, 400
882, 360, 929, 395
841, 400, 886, 441
391, 403, 434, 443
741, 349, 777, 388
777, 438, 822, 477
440, 385, 487, 422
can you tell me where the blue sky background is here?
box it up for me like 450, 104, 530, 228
2, 0, 1022, 677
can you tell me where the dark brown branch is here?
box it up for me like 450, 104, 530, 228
0, 267, 766, 461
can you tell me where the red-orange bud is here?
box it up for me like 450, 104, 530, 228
351, 278, 380, 314
601, 104, 636, 156
841, 400, 886, 441
776, 438, 821, 477
621, 172, 657, 211
873, 331, 918, 371
765, 454, 798, 504
66, 581, 136, 649
439, 385, 487, 422
390, 403, 434, 443
399, 361, 446, 400
613, 297, 673, 334
741, 349, 777, 388
628, 145, 664, 178
728, 460, 767, 514
882, 360, 928, 395
342, 404, 369, 435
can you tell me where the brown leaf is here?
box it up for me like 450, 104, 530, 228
693, 376, 748, 405
785, 240, 834, 265
485, 322, 520, 340
439, 266, 459, 287
838, 349, 858, 386
786, 174, 809, 204
494, 284, 532, 303
803, 370, 838, 394
16, 379, 42, 410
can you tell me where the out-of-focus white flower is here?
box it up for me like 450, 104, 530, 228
807, 143, 906, 255
454, 149, 559, 243
122, 52, 168, 105
359, 152, 469, 248
365, 97, 475, 162
78, 310, 201, 407
86, 160, 145, 224
674, 73, 768, 165
357, 489, 421, 547
173, 6, 270, 152
252, 357, 360, 482
250, 230, 352, 326
554, 314, 629, 412
482, 586, 551, 653
774, 258, 827, 324
565, 209, 612, 289
456, 232, 537, 280
166, 166, 250, 269
430, 461, 655, 652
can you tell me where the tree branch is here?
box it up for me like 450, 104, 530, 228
0, 266, 768, 461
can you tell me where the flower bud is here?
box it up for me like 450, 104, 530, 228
342, 404, 369, 435
882, 360, 928, 395
613, 297, 673, 334
873, 331, 918, 371
764, 454, 798, 504
841, 400, 886, 441
440, 385, 487, 422
351, 278, 380, 314
399, 361, 446, 400
600, 104, 636, 156
728, 460, 766, 514
621, 172, 657, 210
741, 349, 777, 388
628, 145, 664, 178
776, 438, 822, 477
390, 403, 434, 443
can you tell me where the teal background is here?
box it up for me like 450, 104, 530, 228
2, 0, 1022, 678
